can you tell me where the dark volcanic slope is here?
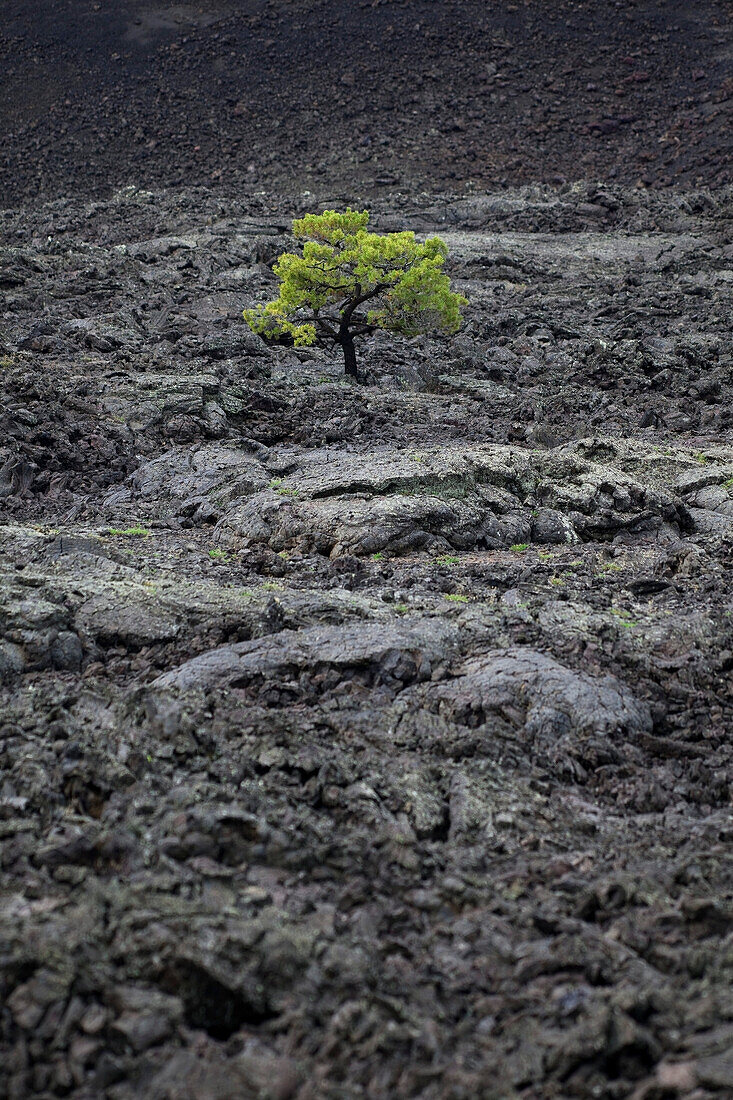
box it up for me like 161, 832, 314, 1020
1, 0, 732, 203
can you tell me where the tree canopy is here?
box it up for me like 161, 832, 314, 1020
244, 209, 467, 379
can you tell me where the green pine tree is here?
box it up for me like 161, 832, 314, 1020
244, 209, 467, 380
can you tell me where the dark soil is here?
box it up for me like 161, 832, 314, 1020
1, 0, 732, 204
2, 3, 733, 1099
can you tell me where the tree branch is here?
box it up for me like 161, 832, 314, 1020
341, 283, 388, 327
310, 315, 339, 340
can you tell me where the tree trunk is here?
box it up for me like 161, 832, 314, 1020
339, 331, 359, 380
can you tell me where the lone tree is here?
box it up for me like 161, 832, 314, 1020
244, 209, 467, 380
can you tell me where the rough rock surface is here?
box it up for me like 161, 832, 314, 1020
432, 647, 653, 782
1, 181, 732, 1100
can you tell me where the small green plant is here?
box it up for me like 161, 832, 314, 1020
610, 607, 637, 628
371, 552, 385, 561
261, 581, 284, 592
444, 593, 469, 603
694, 453, 709, 465
208, 548, 230, 561
265, 479, 297, 501
435, 554, 460, 566
599, 562, 623, 574
107, 525, 150, 537
538, 551, 555, 561
510, 543, 530, 553
269, 477, 298, 497
244, 209, 467, 380
394, 603, 409, 613
723, 477, 733, 490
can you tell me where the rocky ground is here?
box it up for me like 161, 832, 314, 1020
1, 179, 732, 1099
1, 0, 732, 204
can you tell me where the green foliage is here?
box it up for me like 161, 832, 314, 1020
268, 477, 299, 496
610, 607, 637, 628
107, 525, 150, 537
510, 543, 529, 553
244, 209, 467, 377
